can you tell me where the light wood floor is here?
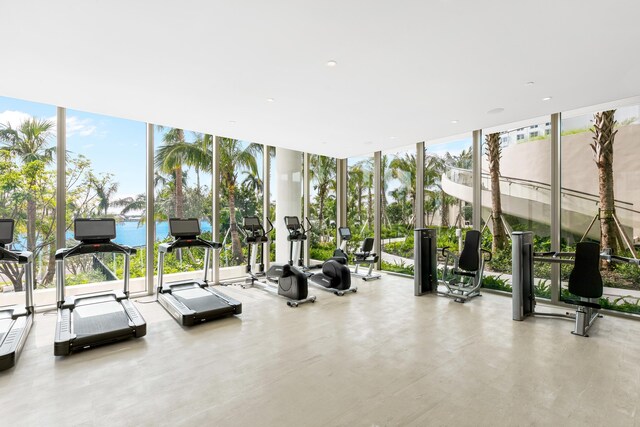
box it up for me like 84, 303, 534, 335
2, 274, 639, 427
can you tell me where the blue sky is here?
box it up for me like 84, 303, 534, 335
1, 95, 473, 206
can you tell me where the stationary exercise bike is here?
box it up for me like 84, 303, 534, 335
240, 216, 316, 307
333, 226, 381, 281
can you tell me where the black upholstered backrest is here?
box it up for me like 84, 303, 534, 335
568, 242, 603, 298
361, 238, 374, 252
458, 230, 480, 272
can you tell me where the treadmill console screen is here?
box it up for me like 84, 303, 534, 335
74, 218, 116, 241
339, 227, 351, 240
169, 218, 201, 237
285, 216, 300, 229
0, 219, 15, 244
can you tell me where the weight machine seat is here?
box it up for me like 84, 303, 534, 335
563, 241, 603, 309
354, 238, 379, 263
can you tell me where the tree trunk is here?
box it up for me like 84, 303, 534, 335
0, 264, 23, 292
591, 110, 621, 262
228, 184, 244, 265
367, 183, 373, 227
486, 133, 508, 252
318, 187, 325, 243
441, 189, 449, 227
43, 246, 56, 287
175, 167, 184, 218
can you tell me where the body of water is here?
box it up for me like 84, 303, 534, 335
66, 220, 213, 247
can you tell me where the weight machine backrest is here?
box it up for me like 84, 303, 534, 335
568, 241, 603, 299
458, 230, 481, 272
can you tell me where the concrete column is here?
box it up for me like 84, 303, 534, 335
146, 124, 155, 293
303, 152, 311, 267
275, 147, 302, 263
263, 145, 271, 271
211, 136, 220, 284
374, 151, 382, 269
472, 130, 483, 230
550, 113, 561, 303
56, 107, 66, 251
415, 142, 425, 229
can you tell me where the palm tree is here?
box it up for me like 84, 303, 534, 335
0, 118, 55, 289
89, 173, 118, 216
485, 132, 508, 252
389, 153, 417, 227
309, 155, 336, 241
154, 127, 188, 218
218, 137, 261, 264
379, 155, 394, 227
591, 110, 622, 255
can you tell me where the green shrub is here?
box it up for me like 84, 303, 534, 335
381, 260, 414, 276
481, 274, 512, 293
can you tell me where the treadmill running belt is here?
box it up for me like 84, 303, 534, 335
173, 288, 234, 315
0, 316, 13, 344
72, 301, 131, 338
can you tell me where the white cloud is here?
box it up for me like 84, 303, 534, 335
0, 110, 32, 128
66, 116, 97, 137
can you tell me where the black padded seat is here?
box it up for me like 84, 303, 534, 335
457, 230, 480, 272
563, 241, 603, 309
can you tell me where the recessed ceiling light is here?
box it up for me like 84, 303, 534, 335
364, 141, 373, 145
267, 98, 275, 103
451, 120, 459, 124
321, 141, 328, 145
542, 96, 552, 101
229, 120, 236, 124
525, 81, 535, 86
389, 136, 397, 140
487, 107, 505, 114
326, 60, 337, 67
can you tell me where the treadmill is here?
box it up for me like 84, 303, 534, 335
0, 219, 35, 371
54, 218, 146, 356
157, 218, 242, 326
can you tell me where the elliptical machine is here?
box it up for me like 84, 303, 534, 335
241, 216, 316, 307
302, 217, 356, 296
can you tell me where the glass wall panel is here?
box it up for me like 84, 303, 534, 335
153, 127, 212, 276
308, 155, 337, 262
0, 96, 56, 306
347, 154, 375, 251
65, 110, 146, 293
218, 138, 263, 269
380, 145, 417, 275
481, 123, 552, 295
561, 105, 640, 313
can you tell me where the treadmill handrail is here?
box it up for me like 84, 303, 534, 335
0, 247, 35, 311
159, 236, 222, 253
55, 241, 137, 260
0, 247, 33, 264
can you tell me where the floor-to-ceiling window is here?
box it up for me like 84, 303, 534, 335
561, 103, 640, 313
347, 154, 375, 255
65, 110, 147, 294
0, 97, 56, 306
153, 127, 212, 277
380, 145, 417, 275
480, 121, 552, 295
308, 154, 337, 262
218, 138, 263, 270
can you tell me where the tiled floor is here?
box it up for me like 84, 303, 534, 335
1, 274, 638, 426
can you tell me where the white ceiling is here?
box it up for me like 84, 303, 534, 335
1, 1, 639, 158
